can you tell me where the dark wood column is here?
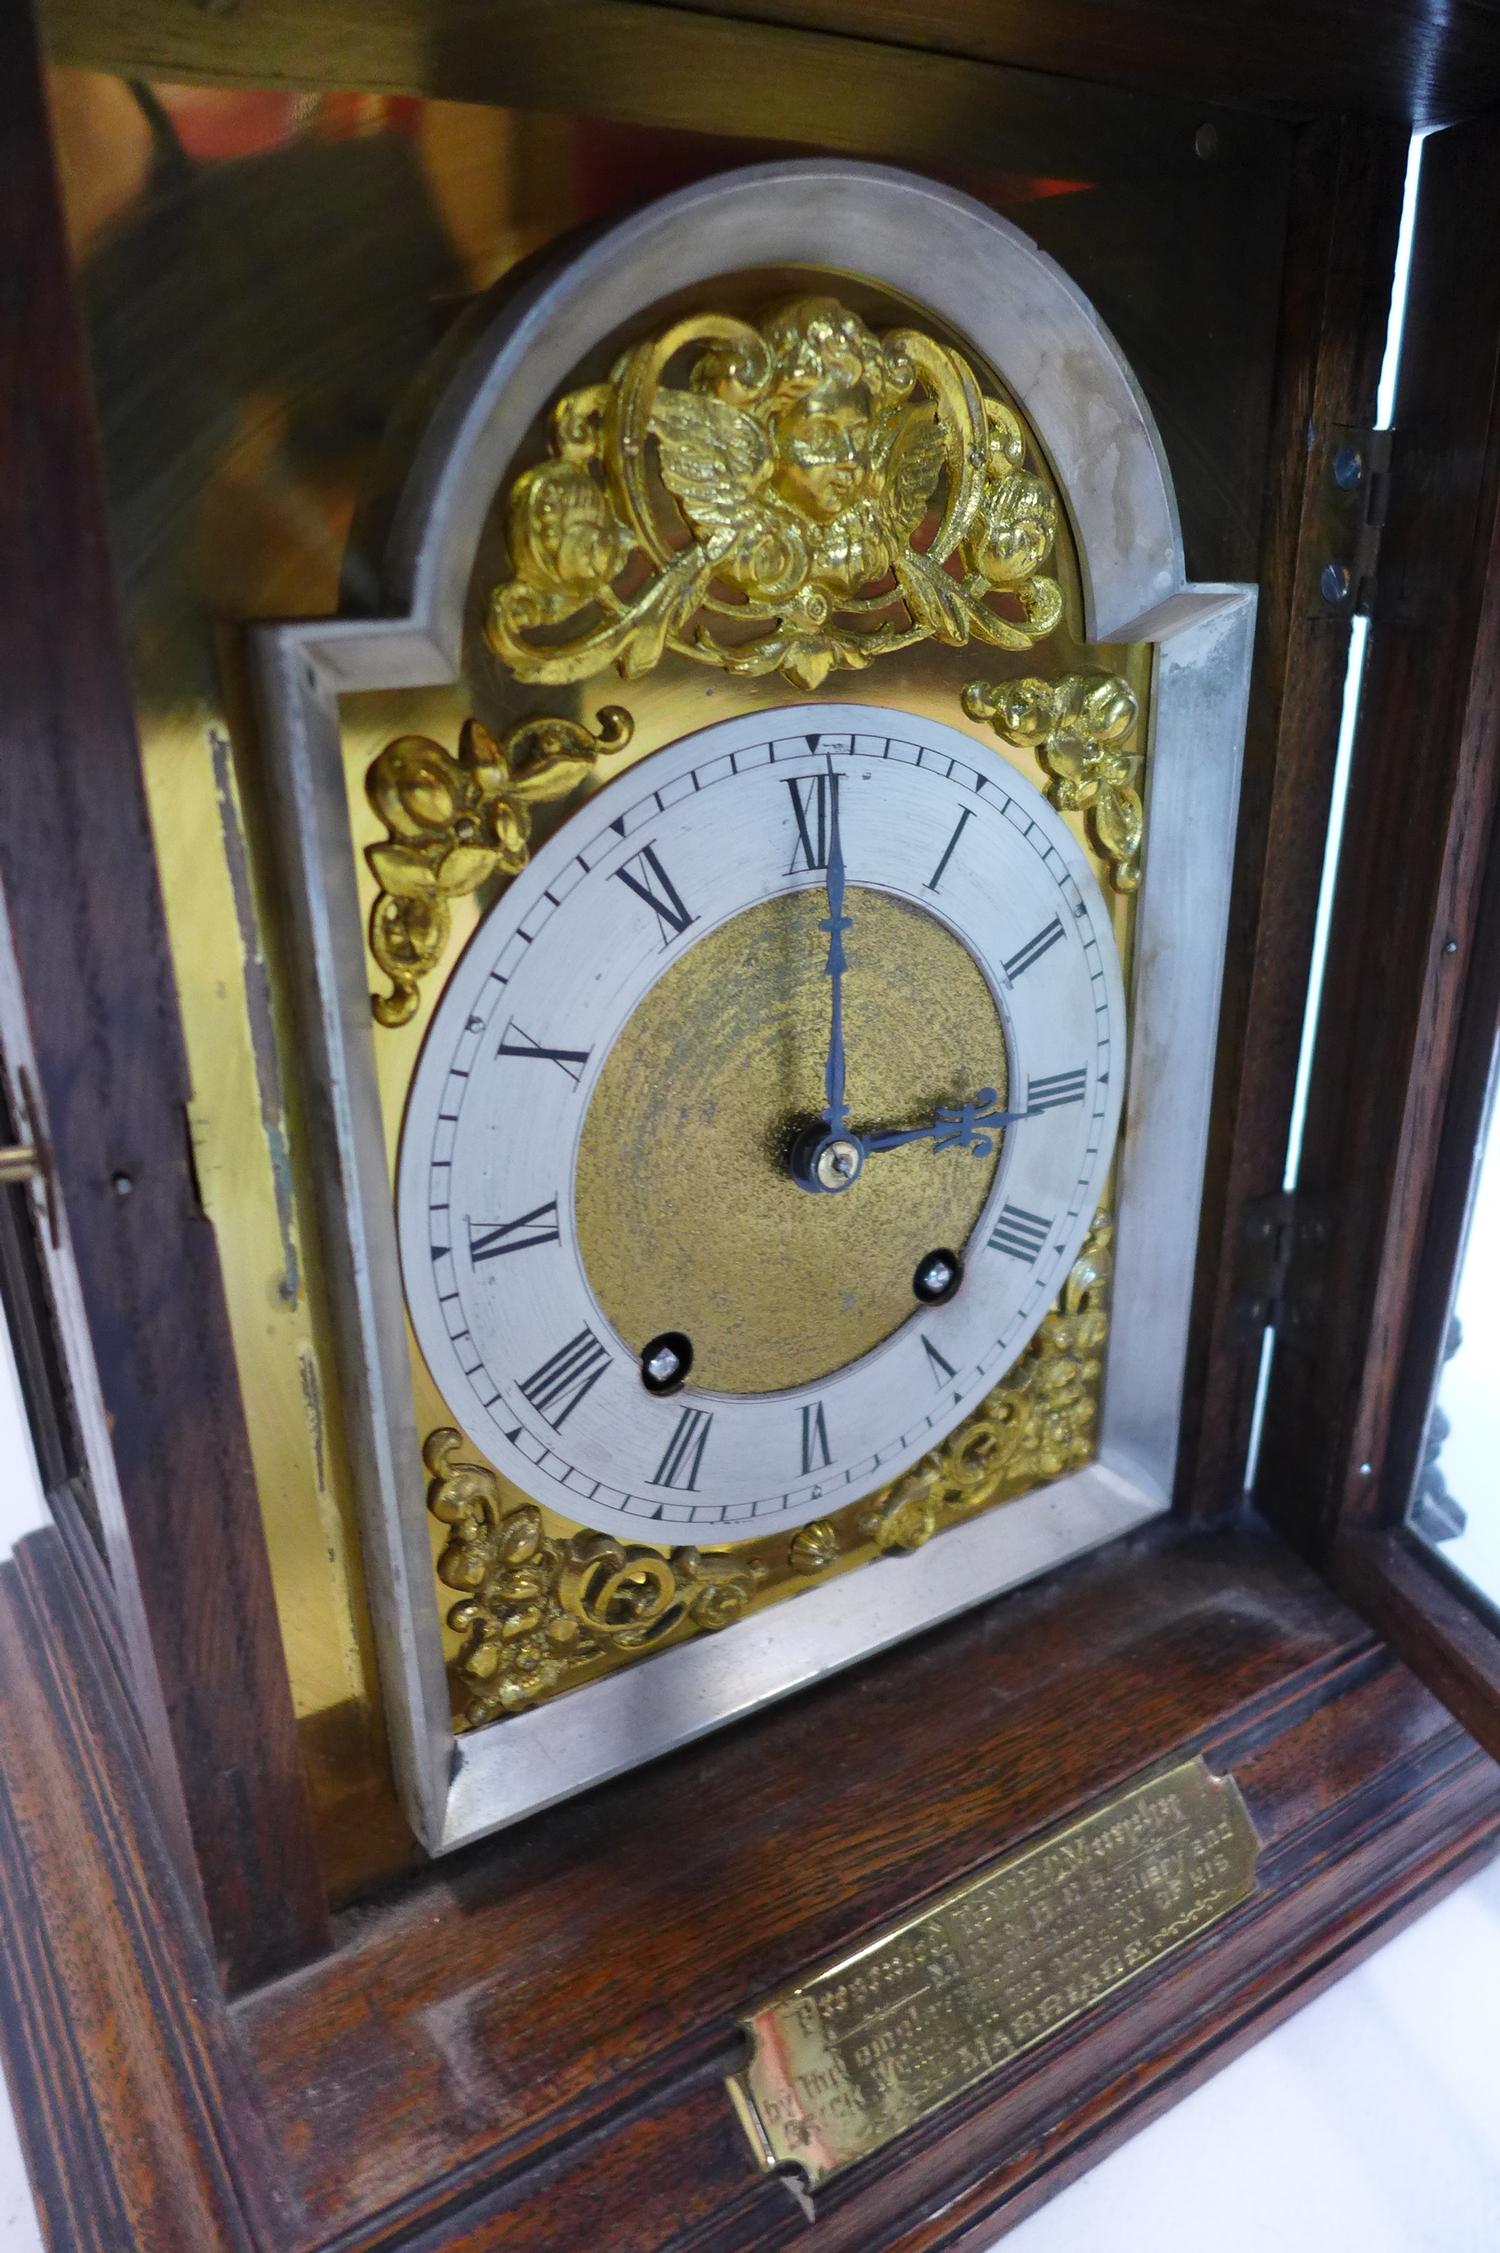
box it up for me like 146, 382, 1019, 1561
0, 0, 328, 1991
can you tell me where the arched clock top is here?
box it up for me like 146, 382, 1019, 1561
365, 163, 1186, 666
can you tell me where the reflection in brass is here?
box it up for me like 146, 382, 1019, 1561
727, 1757, 1260, 2189
575, 888, 1007, 1396
425, 1427, 769, 1725
858, 1211, 1111, 1551
486, 298, 1061, 694
365, 705, 633, 1025
436, 1210, 1112, 1723
0, 1145, 42, 1185
964, 671, 1143, 891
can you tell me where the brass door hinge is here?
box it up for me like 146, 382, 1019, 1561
1237, 1190, 1329, 1339
1306, 425, 1394, 619
0, 1144, 41, 1184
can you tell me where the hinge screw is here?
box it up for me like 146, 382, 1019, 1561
1332, 445, 1365, 490
1320, 561, 1352, 605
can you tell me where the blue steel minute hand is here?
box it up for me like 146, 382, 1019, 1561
819, 761, 853, 1138
862, 1088, 1027, 1160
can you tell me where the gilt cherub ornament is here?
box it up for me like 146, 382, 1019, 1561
487, 297, 1063, 692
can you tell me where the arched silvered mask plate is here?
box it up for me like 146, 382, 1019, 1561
254, 162, 1255, 1854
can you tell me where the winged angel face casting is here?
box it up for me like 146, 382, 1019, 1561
486, 297, 1063, 691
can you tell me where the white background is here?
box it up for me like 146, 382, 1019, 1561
0, 1304, 1496, 2246
1429, 1049, 1500, 1606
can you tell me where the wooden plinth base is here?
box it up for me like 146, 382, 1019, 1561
2, 1513, 1497, 2251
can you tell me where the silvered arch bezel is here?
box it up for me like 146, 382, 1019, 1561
253, 162, 1256, 1854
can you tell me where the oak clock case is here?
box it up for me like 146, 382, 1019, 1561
254, 162, 1255, 1857
20, 13, 1500, 2251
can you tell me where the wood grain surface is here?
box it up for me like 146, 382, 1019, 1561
1174, 115, 1407, 1520
1258, 109, 1500, 1554
0, 0, 328, 1990
234, 1517, 1499, 2250
41, 0, 1500, 130
3, 1514, 1497, 2250
0, 1534, 299, 2252
651, 1, 1500, 127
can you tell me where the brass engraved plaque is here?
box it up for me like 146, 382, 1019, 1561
727, 1757, 1258, 2188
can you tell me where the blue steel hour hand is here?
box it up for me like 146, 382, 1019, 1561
863, 1088, 1026, 1160
819, 760, 852, 1138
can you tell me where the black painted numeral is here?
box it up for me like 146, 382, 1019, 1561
925, 808, 974, 894
1002, 917, 1064, 982
496, 1021, 591, 1085
988, 1202, 1052, 1263
921, 1334, 958, 1388
518, 1328, 610, 1429
1026, 1067, 1087, 1113
653, 1406, 712, 1491
786, 773, 832, 873
613, 840, 696, 946
800, 1401, 832, 1476
467, 1200, 560, 1263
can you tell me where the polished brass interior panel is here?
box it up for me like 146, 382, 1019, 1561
45, 9, 1291, 580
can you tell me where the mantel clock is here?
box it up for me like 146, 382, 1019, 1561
5, 8, 1500, 2248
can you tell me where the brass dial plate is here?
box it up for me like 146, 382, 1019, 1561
577, 887, 1006, 1396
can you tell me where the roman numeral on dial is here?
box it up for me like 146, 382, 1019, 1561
496, 1021, 591, 1085
988, 1202, 1052, 1263
466, 1200, 560, 1262
800, 1401, 832, 1476
925, 807, 974, 893
1027, 1067, 1087, 1112
653, 1406, 712, 1491
518, 1328, 609, 1429
921, 1334, 958, 1388
1002, 916, 1064, 981
786, 773, 832, 873
613, 841, 696, 945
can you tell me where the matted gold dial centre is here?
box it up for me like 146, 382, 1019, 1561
575, 886, 1007, 1394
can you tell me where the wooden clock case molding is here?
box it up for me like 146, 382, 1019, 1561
6, 5, 1500, 2248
